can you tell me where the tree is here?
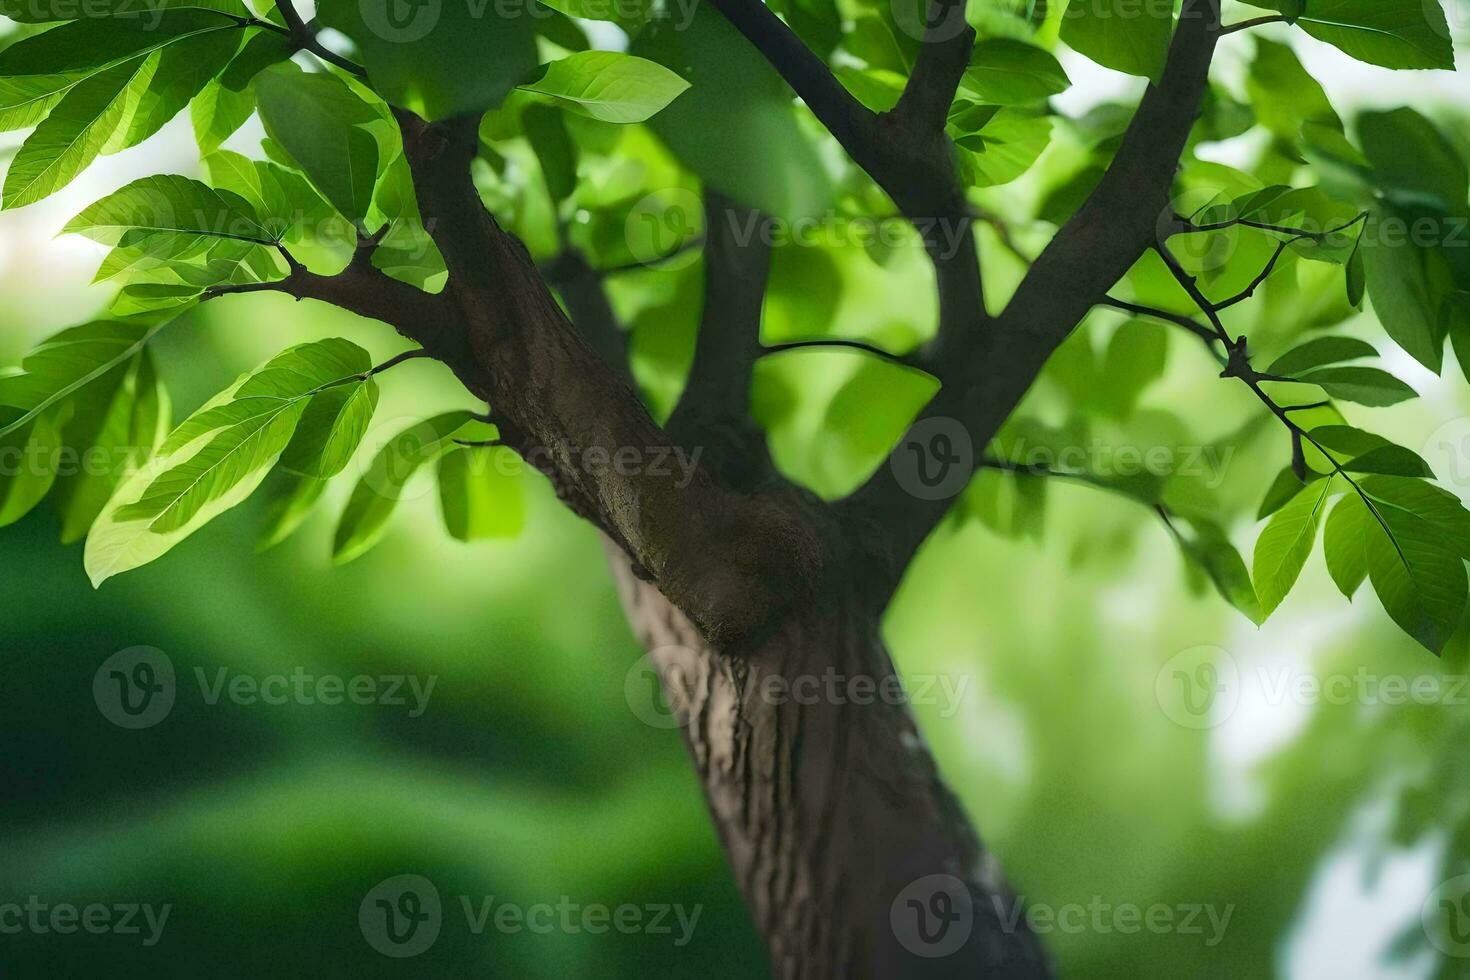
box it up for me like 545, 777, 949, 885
0, 0, 1464, 973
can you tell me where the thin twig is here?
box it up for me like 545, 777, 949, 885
1185, 212, 1369, 239
1220, 14, 1288, 35
274, 0, 366, 77
365, 348, 432, 377
1155, 239, 1408, 566
760, 338, 924, 370
1099, 296, 1222, 347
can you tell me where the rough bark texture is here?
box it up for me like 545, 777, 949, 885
608, 542, 1050, 979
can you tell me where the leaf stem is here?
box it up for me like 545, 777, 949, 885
1219, 14, 1289, 35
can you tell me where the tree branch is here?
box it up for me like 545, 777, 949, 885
1211, 238, 1293, 312
274, 0, 366, 76
665, 192, 776, 488
705, 0, 879, 173
708, 0, 966, 220
202, 248, 448, 349
836, 0, 1223, 607
388, 110, 820, 646
762, 338, 924, 371
542, 248, 632, 383
892, 0, 975, 134
1100, 296, 1220, 345
1154, 239, 1408, 555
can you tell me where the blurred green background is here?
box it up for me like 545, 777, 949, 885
5, 20, 1470, 980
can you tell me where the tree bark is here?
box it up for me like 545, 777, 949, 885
606, 543, 1051, 978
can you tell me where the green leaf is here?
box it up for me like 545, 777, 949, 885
110, 283, 201, 315
1344, 448, 1433, 479
333, 411, 475, 563
1259, 466, 1317, 520
1362, 476, 1470, 559
254, 65, 380, 224
0, 319, 163, 440
113, 25, 240, 151
1358, 478, 1469, 654
190, 78, 252, 155
1247, 38, 1342, 145
318, 0, 537, 120
0, 73, 77, 132
1266, 336, 1377, 377
960, 39, 1070, 105
833, 67, 905, 113
277, 375, 378, 479
536, 0, 651, 26
65, 173, 273, 246
86, 411, 283, 586
952, 109, 1053, 188
1060, 0, 1173, 81
1293, 366, 1418, 407
1253, 478, 1333, 618
522, 104, 578, 203
256, 473, 326, 552
438, 445, 524, 541
0, 9, 233, 76
1361, 207, 1445, 371
632, 3, 831, 220
1346, 240, 1366, 307
1446, 292, 1470, 382
0, 0, 246, 21
53, 349, 168, 543
1097, 319, 1168, 419
115, 395, 305, 531
1308, 425, 1433, 478
0, 411, 63, 527
1358, 108, 1468, 213
518, 51, 689, 124
1323, 491, 1369, 598
84, 338, 372, 584
1173, 516, 1263, 625
1286, 0, 1455, 71
2, 55, 157, 209
189, 31, 294, 155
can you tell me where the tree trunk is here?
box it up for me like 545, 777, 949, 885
606, 545, 1052, 978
